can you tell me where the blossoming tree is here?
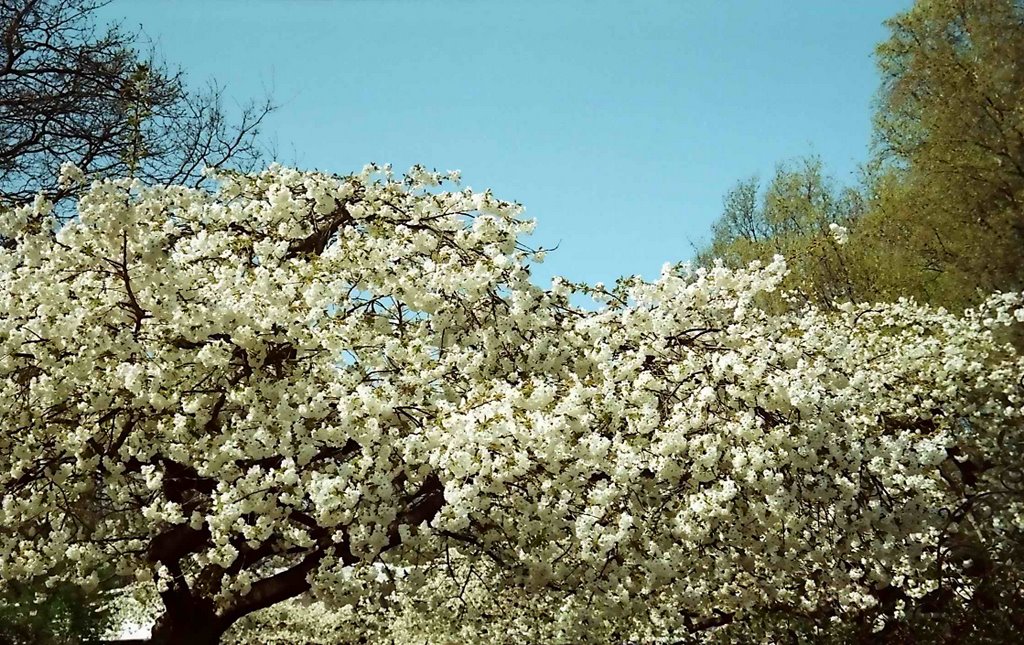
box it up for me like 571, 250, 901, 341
1, 166, 1022, 643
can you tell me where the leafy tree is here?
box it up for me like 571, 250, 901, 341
0, 0, 272, 208
698, 156, 866, 308
0, 165, 1021, 643
870, 0, 1024, 308
703, 1, 1023, 313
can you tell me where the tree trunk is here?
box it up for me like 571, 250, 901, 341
148, 595, 227, 645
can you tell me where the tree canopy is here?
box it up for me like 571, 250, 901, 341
1, 165, 1022, 643
696, 157, 866, 309
871, 0, 1024, 307
700, 0, 1024, 313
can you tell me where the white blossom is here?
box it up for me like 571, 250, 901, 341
0, 166, 1020, 644
829, 222, 849, 245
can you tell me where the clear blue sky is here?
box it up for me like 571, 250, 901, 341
100, 0, 909, 286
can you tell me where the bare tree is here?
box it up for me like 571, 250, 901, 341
0, 0, 273, 208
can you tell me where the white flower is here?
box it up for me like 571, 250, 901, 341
829, 222, 849, 245
58, 162, 85, 188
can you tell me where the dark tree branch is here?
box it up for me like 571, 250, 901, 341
0, 0, 274, 209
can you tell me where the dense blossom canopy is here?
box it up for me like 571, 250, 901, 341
0, 166, 1022, 643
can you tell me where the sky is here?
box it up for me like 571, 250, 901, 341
99, 0, 910, 287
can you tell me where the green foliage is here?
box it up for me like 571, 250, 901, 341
697, 156, 866, 309
0, 582, 112, 645
700, 2, 1023, 313
869, 0, 1024, 308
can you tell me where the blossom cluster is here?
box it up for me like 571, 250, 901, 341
0, 165, 1021, 642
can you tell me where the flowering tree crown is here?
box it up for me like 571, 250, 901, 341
1, 166, 1022, 643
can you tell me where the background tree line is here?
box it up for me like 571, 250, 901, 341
699, 0, 1024, 315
